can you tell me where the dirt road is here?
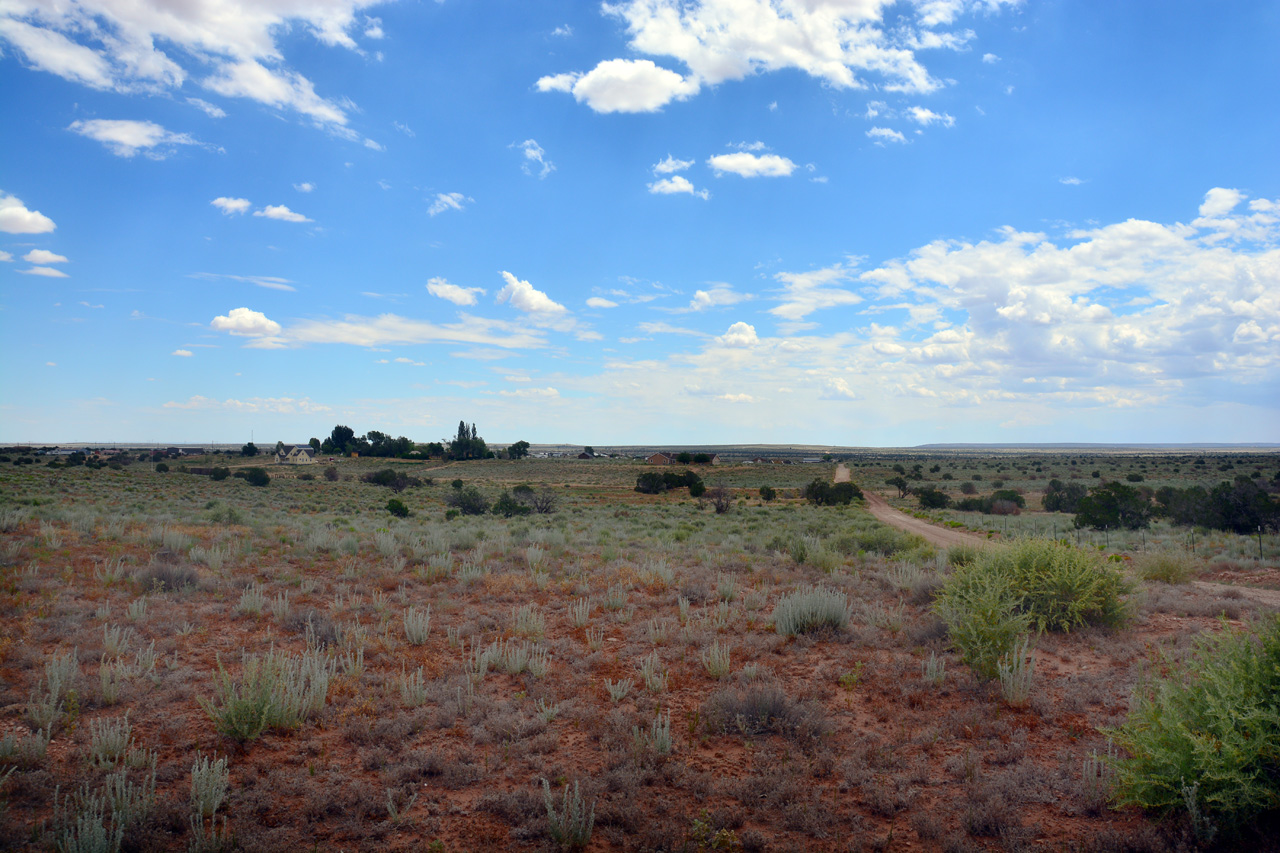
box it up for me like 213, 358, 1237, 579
837, 463, 987, 550
863, 489, 990, 550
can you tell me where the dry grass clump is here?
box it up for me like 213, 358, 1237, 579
1132, 549, 1197, 584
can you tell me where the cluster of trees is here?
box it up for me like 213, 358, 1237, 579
635, 470, 705, 496
670, 452, 716, 465
318, 425, 430, 458
1155, 477, 1279, 533
304, 422, 529, 462
1057, 476, 1279, 532
803, 479, 863, 506
445, 421, 489, 461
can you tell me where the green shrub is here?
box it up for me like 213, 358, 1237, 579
934, 563, 1030, 680
772, 585, 848, 636
197, 648, 334, 742
1107, 615, 1280, 839
445, 486, 488, 516
935, 540, 1132, 679
916, 487, 949, 509
154, 462, 169, 473
758, 486, 776, 502
986, 539, 1132, 633
233, 467, 270, 487
208, 467, 230, 481
386, 498, 410, 518
542, 779, 594, 850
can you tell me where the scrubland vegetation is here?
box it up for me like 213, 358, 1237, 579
0, 447, 1277, 851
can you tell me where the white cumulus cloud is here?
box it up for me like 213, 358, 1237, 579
0, 192, 56, 233
707, 151, 796, 178
648, 175, 709, 199
537, 58, 699, 113
211, 197, 251, 215
19, 266, 69, 278
427, 277, 485, 306
538, 0, 1014, 114
685, 285, 749, 312
587, 297, 619, 308
23, 249, 68, 264
496, 271, 567, 315
1199, 187, 1245, 218
717, 321, 758, 347
253, 205, 311, 223
819, 378, 857, 400
867, 126, 907, 144
0, 0, 392, 135
211, 307, 282, 337
172, 349, 193, 357
653, 155, 694, 174
908, 106, 955, 127
69, 119, 199, 158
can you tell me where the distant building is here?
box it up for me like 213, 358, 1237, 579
276, 445, 317, 465
647, 452, 677, 465
578, 452, 593, 460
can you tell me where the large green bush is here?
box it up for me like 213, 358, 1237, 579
1107, 615, 1280, 840
934, 540, 1132, 679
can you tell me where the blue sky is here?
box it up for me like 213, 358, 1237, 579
2, 0, 1277, 446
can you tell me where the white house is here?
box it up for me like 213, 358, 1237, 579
275, 445, 317, 465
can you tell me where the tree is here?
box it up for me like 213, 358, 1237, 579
1075, 482, 1153, 530
583, 446, 595, 456
759, 486, 777, 502
805, 479, 862, 506
676, 452, 693, 464
1043, 479, 1088, 513
329, 425, 356, 455
275, 440, 285, 455
309, 437, 321, 452
508, 440, 531, 460
241, 442, 259, 457
885, 476, 910, 498
528, 489, 558, 514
